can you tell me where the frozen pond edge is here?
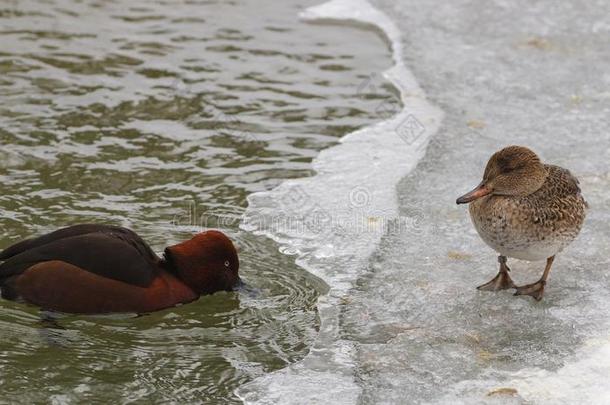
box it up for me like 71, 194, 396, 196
237, 0, 443, 402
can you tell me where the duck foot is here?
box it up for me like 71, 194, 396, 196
39, 311, 65, 330
477, 271, 516, 291
514, 280, 546, 301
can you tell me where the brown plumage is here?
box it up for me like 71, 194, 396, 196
456, 146, 587, 300
0, 224, 240, 314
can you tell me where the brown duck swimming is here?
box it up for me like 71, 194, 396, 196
0, 224, 240, 314
456, 146, 587, 300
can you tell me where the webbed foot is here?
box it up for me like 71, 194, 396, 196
477, 255, 516, 292
514, 280, 546, 301
477, 271, 516, 291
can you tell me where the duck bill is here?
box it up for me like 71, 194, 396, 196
456, 182, 491, 204
235, 277, 245, 289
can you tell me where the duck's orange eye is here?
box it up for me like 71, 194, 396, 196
224, 260, 230, 268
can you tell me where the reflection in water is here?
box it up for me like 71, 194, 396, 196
0, 0, 398, 402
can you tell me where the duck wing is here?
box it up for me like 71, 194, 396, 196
0, 224, 156, 260
543, 165, 583, 197
535, 165, 588, 207
523, 165, 588, 226
0, 225, 159, 287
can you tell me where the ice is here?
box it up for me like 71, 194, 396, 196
237, 0, 442, 402
237, 0, 610, 403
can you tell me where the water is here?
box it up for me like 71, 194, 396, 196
3, 0, 608, 403
0, 0, 399, 403
238, 0, 442, 402
238, 0, 610, 404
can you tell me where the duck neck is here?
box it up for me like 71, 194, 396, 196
160, 252, 180, 276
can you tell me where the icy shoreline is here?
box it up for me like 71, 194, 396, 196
236, 0, 443, 402
350, 0, 610, 403
238, 0, 610, 402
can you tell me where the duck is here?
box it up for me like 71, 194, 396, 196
0, 224, 240, 314
456, 145, 587, 301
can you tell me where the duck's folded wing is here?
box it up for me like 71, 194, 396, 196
0, 232, 158, 287
543, 165, 583, 198
0, 224, 153, 261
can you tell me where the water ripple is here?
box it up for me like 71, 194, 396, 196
0, 0, 397, 402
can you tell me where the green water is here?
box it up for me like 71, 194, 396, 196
0, 0, 397, 402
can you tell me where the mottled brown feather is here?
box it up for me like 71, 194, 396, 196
469, 163, 587, 260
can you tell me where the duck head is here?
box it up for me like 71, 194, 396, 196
164, 230, 240, 295
456, 145, 548, 204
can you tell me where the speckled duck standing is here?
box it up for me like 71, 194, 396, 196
456, 146, 587, 301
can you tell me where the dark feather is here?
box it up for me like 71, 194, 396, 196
0, 225, 159, 287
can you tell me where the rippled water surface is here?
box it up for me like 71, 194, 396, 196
0, 0, 398, 402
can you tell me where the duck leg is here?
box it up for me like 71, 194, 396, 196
514, 256, 555, 301
477, 255, 516, 291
